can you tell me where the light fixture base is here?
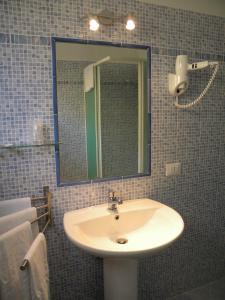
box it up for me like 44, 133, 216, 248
82, 9, 136, 30
97, 9, 115, 26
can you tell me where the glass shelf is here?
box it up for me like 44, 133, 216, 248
0, 143, 58, 150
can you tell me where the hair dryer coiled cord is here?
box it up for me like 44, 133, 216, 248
175, 62, 219, 109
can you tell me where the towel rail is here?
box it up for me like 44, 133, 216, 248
41, 218, 51, 233
20, 259, 29, 270
30, 212, 49, 224
36, 203, 49, 210
20, 186, 52, 271
31, 196, 47, 201
30, 186, 52, 228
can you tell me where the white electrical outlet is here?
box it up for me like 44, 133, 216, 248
166, 162, 181, 176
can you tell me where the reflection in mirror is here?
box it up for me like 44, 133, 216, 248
100, 63, 138, 177
53, 39, 151, 185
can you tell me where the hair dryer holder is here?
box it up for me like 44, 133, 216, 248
168, 55, 219, 109
168, 55, 218, 98
168, 55, 189, 97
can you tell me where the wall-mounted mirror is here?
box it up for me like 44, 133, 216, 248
52, 38, 151, 186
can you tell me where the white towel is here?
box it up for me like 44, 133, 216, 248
25, 233, 49, 300
0, 207, 39, 238
0, 221, 33, 300
0, 197, 31, 217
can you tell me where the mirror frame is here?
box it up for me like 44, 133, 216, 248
51, 37, 151, 186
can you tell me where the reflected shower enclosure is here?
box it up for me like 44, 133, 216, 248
52, 38, 151, 185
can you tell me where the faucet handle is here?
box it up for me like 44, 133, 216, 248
117, 197, 123, 205
109, 191, 117, 199
109, 191, 114, 198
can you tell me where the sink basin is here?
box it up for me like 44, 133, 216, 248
64, 198, 184, 257
64, 198, 184, 300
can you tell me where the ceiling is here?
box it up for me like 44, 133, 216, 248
140, 0, 225, 17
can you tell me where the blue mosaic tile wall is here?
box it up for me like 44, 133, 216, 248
0, 1, 225, 299
57, 60, 88, 181
100, 63, 138, 177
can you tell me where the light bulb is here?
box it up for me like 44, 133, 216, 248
89, 18, 100, 31
126, 18, 135, 31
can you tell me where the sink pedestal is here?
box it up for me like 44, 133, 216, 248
104, 258, 138, 300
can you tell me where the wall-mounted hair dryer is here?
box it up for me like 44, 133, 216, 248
168, 55, 219, 109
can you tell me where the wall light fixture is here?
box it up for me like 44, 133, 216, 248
83, 9, 136, 31
89, 17, 100, 31
125, 18, 136, 31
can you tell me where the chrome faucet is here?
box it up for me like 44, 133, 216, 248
108, 191, 123, 212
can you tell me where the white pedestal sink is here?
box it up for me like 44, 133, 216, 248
64, 199, 184, 300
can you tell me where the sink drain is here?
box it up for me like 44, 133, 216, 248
116, 238, 128, 244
